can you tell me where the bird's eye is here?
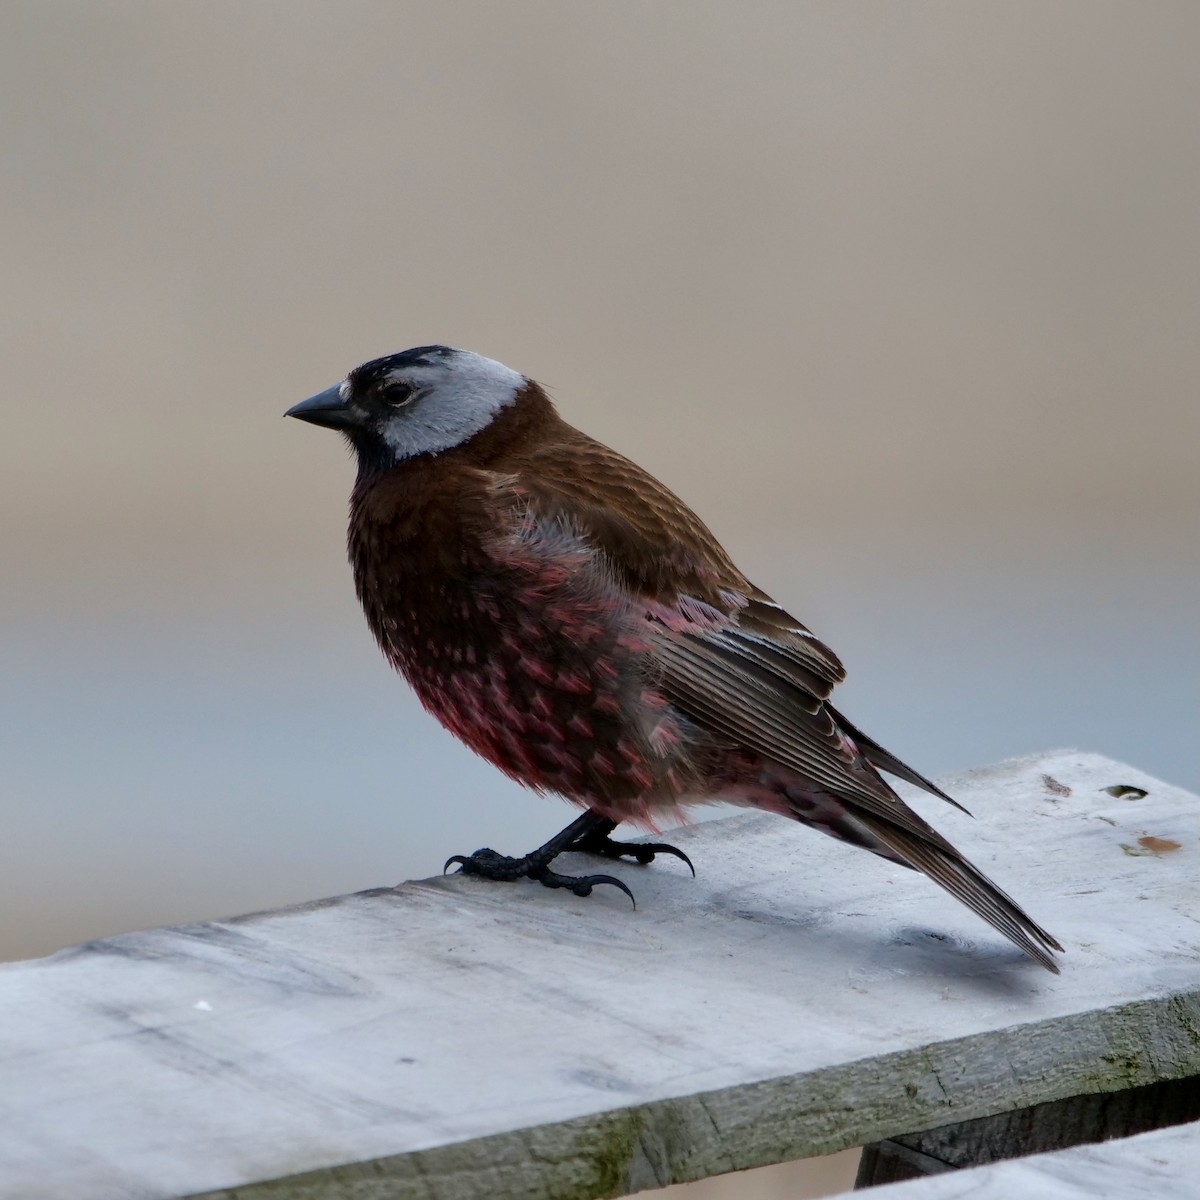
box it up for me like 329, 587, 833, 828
381, 381, 415, 408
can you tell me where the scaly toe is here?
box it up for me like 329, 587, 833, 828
532, 866, 637, 908
573, 832, 696, 877
443, 848, 529, 881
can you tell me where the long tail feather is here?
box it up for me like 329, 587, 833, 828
852, 807, 1064, 973
828, 704, 971, 815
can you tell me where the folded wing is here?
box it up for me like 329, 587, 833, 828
498, 437, 1063, 971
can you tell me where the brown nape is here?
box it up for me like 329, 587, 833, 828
439, 380, 564, 470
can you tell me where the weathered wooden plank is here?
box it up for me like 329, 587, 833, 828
841, 1118, 1200, 1199
0, 751, 1197, 1200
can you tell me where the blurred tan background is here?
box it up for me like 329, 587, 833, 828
2, 4, 1197, 1195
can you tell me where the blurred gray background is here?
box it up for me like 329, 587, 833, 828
2, 10, 1197, 1186
4, 0, 1198, 958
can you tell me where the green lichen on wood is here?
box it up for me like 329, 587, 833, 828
558, 1107, 645, 1200
1165, 994, 1200, 1049
1094, 1050, 1147, 1090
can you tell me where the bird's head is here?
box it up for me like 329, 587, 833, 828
285, 345, 528, 470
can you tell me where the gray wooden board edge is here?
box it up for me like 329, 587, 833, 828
828, 1117, 1200, 1200
0, 750, 1197, 1200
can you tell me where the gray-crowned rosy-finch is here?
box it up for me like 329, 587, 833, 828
286, 345, 1062, 972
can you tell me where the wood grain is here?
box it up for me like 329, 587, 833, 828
0, 751, 1196, 1199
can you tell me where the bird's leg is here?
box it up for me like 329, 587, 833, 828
444, 810, 638, 905
568, 816, 695, 877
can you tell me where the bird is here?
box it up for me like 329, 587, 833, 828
286, 344, 1063, 973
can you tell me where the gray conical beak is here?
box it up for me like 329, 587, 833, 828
285, 384, 357, 430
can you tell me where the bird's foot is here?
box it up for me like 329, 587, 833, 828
569, 827, 695, 876
444, 847, 636, 906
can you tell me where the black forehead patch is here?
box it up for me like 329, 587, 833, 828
349, 345, 454, 388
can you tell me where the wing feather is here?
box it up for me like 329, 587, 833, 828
652, 632, 950, 842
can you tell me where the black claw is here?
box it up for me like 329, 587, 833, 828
442, 831, 638, 907
440, 812, 677, 909
637, 842, 696, 877
534, 867, 637, 908
572, 831, 696, 877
